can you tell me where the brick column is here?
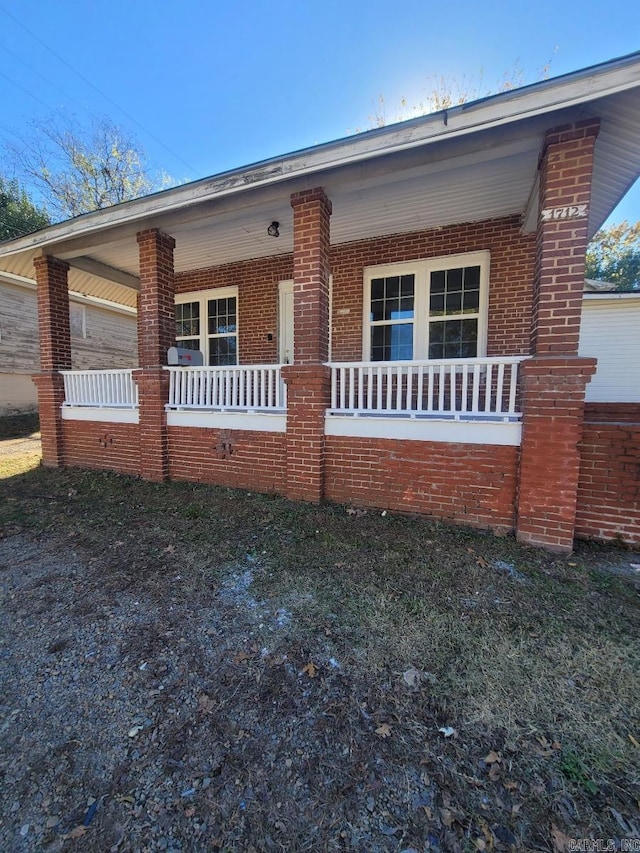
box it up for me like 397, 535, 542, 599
32, 255, 71, 467
284, 188, 332, 502
517, 120, 600, 551
134, 229, 175, 483
531, 119, 599, 355
516, 357, 596, 551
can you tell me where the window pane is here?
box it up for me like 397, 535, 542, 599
371, 323, 413, 361
431, 270, 445, 294
447, 268, 463, 291
445, 291, 462, 315
371, 278, 385, 300
371, 300, 385, 322
209, 336, 237, 366
430, 293, 444, 316
463, 288, 480, 312
464, 265, 480, 288
385, 276, 400, 299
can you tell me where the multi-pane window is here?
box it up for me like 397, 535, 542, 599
175, 288, 238, 365
364, 252, 488, 361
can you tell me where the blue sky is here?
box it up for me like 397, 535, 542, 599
0, 0, 638, 223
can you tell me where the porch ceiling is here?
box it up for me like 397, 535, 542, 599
1, 54, 639, 310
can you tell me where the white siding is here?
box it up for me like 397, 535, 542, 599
579, 295, 640, 402
0, 280, 137, 414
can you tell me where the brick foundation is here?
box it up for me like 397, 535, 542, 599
168, 427, 286, 494
325, 436, 518, 533
62, 420, 141, 476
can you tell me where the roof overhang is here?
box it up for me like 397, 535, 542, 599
1, 51, 640, 309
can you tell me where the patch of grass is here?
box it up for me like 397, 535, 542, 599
560, 749, 599, 794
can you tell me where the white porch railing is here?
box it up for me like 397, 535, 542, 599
165, 365, 286, 411
328, 357, 527, 421
61, 369, 139, 408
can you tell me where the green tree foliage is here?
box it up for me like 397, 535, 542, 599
586, 220, 640, 291
5, 115, 169, 222
0, 176, 50, 241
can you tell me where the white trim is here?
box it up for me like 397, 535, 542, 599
362, 251, 490, 361
167, 410, 286, 432
325, 413, 521, 446
278, 279, 294, 364
61, 406, 139, 424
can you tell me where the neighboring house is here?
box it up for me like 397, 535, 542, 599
579, 288, 640, 404
0, 52, 639, 551
0, 272, 137, 416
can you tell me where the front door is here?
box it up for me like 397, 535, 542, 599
278, 280, 294, 364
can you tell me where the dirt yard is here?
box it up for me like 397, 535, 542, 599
0, 423, 638, 851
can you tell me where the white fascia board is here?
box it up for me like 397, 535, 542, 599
1, 53, 639, 260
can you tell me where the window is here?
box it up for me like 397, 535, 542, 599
175, 288, 238, 366
363, 252, 489, 361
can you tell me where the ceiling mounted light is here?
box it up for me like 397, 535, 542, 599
267, 221, 280, 238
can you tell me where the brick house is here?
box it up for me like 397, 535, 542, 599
1, 52, 639, 551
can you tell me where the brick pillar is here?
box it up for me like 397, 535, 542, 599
516, 357, 596, 551
517, 120, 600, 551
134, 229, 175, 483
531, 119, 599, 355
284, 188, 332, 502
32, 255, 71, 467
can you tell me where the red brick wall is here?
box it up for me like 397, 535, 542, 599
584, 403, 640, 423
576, 421, 640, 545
167, 427, 286, 494
325, 436, 518, 533
62, 420, 141, 476
175, 215, 536, 365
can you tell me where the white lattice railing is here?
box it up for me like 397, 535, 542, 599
166, 365, 286, 411
328, 357, 527, 421
61, 370, 139, 408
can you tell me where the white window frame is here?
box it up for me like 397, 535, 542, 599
175, 287, 239, 365
362, 251, 490, 361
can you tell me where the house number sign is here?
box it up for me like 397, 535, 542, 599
541, 204, 588, 222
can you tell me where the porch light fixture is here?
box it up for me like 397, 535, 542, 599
267, 221, 280, 238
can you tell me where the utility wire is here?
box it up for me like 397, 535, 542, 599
0, 4, 198, 177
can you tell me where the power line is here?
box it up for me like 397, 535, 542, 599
0, 4, 199, 177
0, 68, 53, 112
